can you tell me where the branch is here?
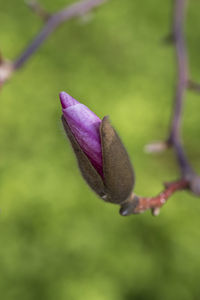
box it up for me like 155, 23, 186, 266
146, 0, 197, 176
167, 0, 200, 196
167, 0, 195, 178
124, 0, 200, 217
187, 80, 200, 93
120, 179, 189, 216
26, 0, 51, 21
143, 0, 200, 202
0, 0, 106, 87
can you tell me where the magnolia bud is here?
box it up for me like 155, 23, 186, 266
60, 91, 135, 204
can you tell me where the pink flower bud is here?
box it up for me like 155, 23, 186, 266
60, 91, 135, 206
60, 91, 103, 177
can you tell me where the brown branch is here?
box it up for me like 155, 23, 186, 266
187, 80, 200, 93
146, 0, 199, 179
167, 0, 200, 196
167, 0, 195, 178
0, 0, 106, 88
120, 179, 189, 216
123, 0, 200, 216
26, 0, 51, 21
13, 0, 106, 70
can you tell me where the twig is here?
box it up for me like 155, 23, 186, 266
26, 0, 51, 21
14, 0, 106, 70
167, 0, 200, 198
167, 0, 195, 178
0, 60, 14, 88
144, 141, 169, 153
187, 80, 200, 92
0, 0, 106, 87
120, 179, 189, 216
146, 0, 199, 179
122, 0, 200, 216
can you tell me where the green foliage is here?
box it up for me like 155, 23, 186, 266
0, 0, 200, 299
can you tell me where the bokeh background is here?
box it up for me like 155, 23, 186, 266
0, 0, 200, 299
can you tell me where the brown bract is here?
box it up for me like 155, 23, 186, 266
100, 116, 134, 204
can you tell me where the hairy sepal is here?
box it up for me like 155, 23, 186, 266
100, 116, 135, 204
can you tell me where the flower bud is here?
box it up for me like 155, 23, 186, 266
60, 91, 134, 204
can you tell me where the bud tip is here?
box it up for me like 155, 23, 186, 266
59, 91, 79, 109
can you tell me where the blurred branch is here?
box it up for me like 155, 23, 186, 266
130, 0, 200, 216
187, 80, 200, 92
167, 0, 200, 196
146, 0, 199, 177
26, 0, 51, 21
0, 0, 106, 88
144, 141, 169, 153
167, 0, 194, 178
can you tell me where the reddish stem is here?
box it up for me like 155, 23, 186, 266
133, 179, 189, 214
120, 179, 189, 216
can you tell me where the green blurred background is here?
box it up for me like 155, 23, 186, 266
0, 0, 200, 299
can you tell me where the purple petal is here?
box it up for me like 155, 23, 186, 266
60, 92, 103, 177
